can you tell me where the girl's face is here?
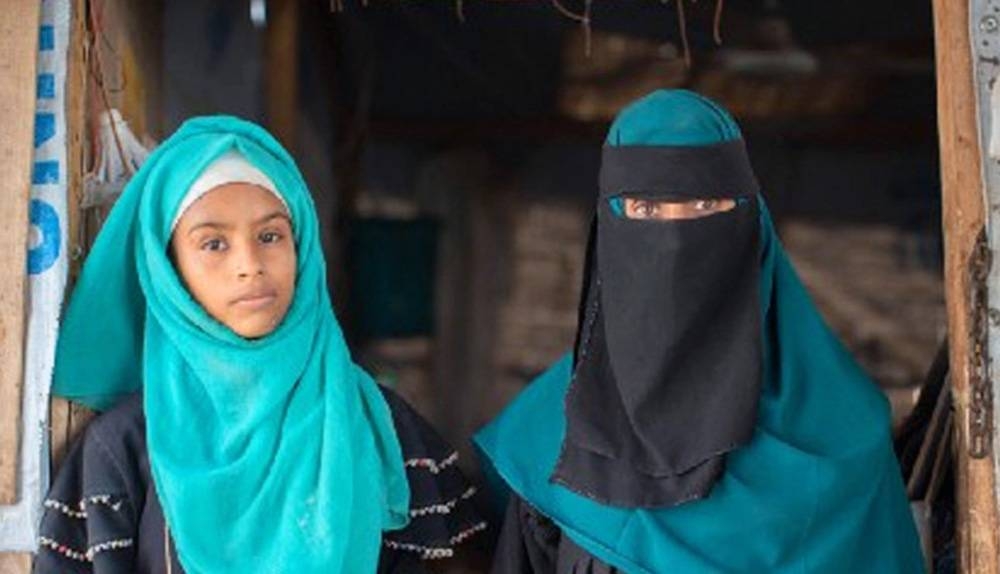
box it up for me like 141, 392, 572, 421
171, 183, 296, 339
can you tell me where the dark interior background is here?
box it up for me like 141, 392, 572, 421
150, 0, 943, 475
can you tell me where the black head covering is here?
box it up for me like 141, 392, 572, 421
551, 90, 763, 507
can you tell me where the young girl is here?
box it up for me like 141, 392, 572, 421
476, 90, 923, 573
35, 116, 485, 573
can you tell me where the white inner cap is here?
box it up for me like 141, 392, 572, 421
170, 150, 288, 232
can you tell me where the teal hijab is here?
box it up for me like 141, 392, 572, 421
475, 91, 923, 573
52, 116, 410, 573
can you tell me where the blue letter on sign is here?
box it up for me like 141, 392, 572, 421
32, 161, 59, 185
34, 113, 55, 148
28, 199, 61, 275
37, 74, 55, 99
39, 26, 54, 51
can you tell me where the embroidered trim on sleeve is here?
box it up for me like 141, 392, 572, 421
88, 537, 135, 559
409, 486, 477, 517
43, 499, 87, 519
449, 520, 487, 546
383, 520, 488, 560
39, 536, 88, 562
38, 535, 134, 562
43, 494, 125, 520
382, 539, 455, 560
403, 451, 459, 475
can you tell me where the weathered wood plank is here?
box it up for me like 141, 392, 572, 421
0, 553, 31, 574
65, 0, 85, 286
48, 0, 90, 477
0, 0, 41, 507
265, 0, 299, 152
932, 0, 1000, 572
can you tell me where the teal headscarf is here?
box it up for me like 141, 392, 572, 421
52, 116, 410, 573
475, 91, 923, 573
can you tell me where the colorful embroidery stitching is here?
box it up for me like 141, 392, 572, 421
404, 451, 459, 475
383, 520, 488, 560
43, 494, 124, 520
409, 486, 477, 517
39, 535, 134, 562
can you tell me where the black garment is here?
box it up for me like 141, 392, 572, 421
34, 389, 485, 573
491, 496, 616, 574
554, 140, 762, 508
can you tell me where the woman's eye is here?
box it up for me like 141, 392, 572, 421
201, 238, 227, 252
634, 201, 657, 218
694, 199, 718, 211
259, 231, 283, 244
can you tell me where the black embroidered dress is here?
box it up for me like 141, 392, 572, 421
34, 388, 485, 573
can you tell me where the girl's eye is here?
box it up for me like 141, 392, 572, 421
201, 238, 227, 252
259, 231, 283, 244
693, 199, 718, 211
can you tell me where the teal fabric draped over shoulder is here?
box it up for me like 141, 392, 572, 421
52, 116, 410, 573
475, 91, 923, 573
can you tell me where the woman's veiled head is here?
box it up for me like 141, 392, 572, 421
605, 89, 742, 147
605, 89, 743, 222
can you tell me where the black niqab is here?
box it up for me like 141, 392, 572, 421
552, 140, 762, 508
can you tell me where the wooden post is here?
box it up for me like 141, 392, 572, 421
49, 0, 90, 473
265, 0, 299, 153
65, 0, 85, 285
932, 0, 1000, 572
0, 1, 41, 571
0, 554, 32, 574
0, 0, 41, 507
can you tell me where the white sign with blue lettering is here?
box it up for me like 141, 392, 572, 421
0, 0, 70, 551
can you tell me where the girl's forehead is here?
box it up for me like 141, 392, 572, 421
178, 183, 290, 228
